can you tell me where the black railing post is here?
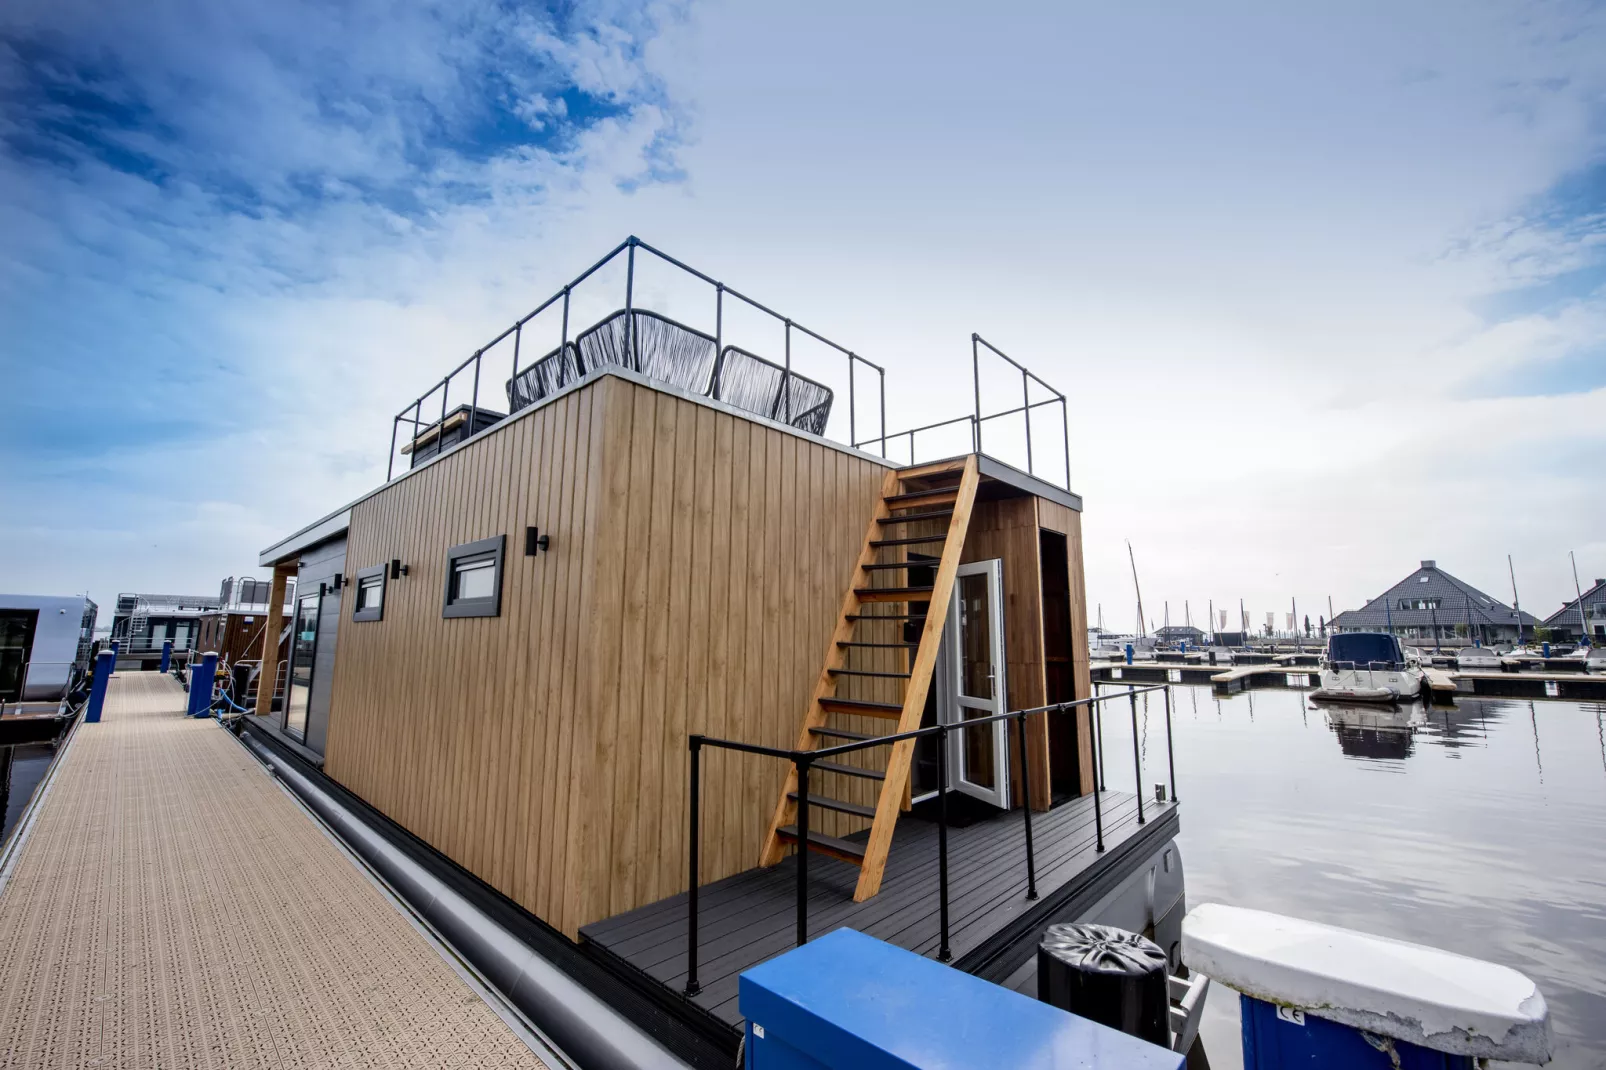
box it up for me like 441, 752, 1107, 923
783, 319, 793, 424
848, 354, 856, 447
795, 755, 811, 946
1060, 396, 1071, 490
936, 723, 951, 961
468, 351, 481, 443
510, 323, 522, 382
1163, 684, 1178, 804
685, 736, 702, 996
387, 416, 398, 481
565, 286, 580, 374
712, 285, 724, 398
1095, 688, 1107, 791
625, 239, 637, 371
440, 377, 449, 434
1130, 687, 1145, 825
971, 335, 982, 453
1017, 710, 1038, 900
1021, 369, 1033, 476
878, 368, 887, 458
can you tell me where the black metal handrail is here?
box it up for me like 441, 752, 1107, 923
682, 683, 1174, 996
386, 236, 891, 480
855, 333, 1072, 490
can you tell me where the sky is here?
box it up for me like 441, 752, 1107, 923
2, 0, 1604, 632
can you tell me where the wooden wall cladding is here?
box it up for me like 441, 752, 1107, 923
324, 373, 889, 937
1036, 499, 1096, 795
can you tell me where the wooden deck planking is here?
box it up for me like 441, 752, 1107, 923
582, 788, 1170, 1030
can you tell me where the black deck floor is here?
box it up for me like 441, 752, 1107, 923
581, 789, 1177, 1033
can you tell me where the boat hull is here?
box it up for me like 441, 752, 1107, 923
1314, 666, 1424, 702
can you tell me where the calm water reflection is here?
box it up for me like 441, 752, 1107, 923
1, 743, 54, 843
1097, 685, 1606, 1069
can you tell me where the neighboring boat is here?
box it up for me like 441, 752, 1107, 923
1456, 644, 1502, 671
1313, 632, 1426, 702
1587, 645, 1606, 671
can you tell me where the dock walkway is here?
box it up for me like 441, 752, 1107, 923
0, 673, 548, 1069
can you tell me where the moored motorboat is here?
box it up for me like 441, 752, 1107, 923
1455, 643, 1503, 671
1313, 632, 1426, 702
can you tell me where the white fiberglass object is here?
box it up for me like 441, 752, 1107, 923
1181, 904, 1551, 1063
1315, 632, 1425, 702
1455, 645, 1502, 671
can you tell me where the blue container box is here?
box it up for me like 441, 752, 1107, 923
740, 928, 1184, 1070
1241, 995, 1474, 1070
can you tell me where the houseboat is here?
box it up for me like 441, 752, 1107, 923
241, 238, 1187, 1066
0, 594, 96, 717
108, 590, 219, 671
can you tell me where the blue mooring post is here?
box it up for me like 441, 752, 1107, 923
110, 640, 120, 661
159, 639, 173, 674
1125, 643, 1134, 665
85, 650, 114, 724
1542, 641, 1550, 658
187, 652, 218, 718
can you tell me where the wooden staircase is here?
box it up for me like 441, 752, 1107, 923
759, 455, 980, 901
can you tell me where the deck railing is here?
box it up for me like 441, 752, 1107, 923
682, 683, 1176, 996
854, 334, 1072, 490
386, 236, 891, 481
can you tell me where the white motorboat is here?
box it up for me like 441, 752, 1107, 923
1314, 632, 1426, 702
1455, 644, 1502, 671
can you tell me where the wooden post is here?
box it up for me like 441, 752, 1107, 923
255, 563, 294, 719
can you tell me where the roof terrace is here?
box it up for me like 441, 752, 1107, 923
387, 237, 1073, 492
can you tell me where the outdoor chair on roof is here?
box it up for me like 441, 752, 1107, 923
505, 308, 835, 437
712, 345, 834, 436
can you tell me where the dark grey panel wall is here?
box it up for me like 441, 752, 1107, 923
295, 534, 347, 756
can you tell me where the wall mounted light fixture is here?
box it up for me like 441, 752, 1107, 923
390, 558, 409, 580
525, 526, 551, 556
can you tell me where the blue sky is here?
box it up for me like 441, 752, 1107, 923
3, 0, 1604, 630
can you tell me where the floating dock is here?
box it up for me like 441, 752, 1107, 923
0, 674, 550, 1068
1091, 661, 1537, 701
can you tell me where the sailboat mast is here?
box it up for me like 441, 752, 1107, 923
1572, 551, 1589, 645
1508, 554, 1524, 646
1128, 541, 1146, 639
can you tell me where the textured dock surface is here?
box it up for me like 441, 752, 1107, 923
0, 673, 548, 1069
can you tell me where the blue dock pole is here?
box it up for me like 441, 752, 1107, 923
110, 640, 120, 661
159, 639, 173, 674
86, 650, 114, 724
1126, 643, 1134, 665
187, 652, 218, 718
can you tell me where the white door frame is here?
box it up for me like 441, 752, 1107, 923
938, 559, 1010, 807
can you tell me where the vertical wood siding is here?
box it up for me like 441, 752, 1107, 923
324, 375, 888, 937
1037, 500, 1096, 795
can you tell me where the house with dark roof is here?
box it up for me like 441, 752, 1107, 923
1542, 576, 1606, 643
1155, 624, 1206, 645
1330, 560, 1538, 645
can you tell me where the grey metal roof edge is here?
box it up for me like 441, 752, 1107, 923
259, 508, 353, 567
257, 366, 901, 567
975, 453, 1082, 512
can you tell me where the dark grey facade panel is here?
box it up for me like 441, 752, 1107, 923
294, 534, 347, 757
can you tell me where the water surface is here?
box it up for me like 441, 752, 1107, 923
1096, 685, 1606, 1069
1, 743, 55, 844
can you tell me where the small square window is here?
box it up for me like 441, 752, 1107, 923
353, 565, 387, 622
443, 535, 505, 619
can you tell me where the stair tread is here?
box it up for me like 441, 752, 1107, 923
883, 489, 959, 506
845, 613, 927, 622
810, 760, 886, 781
876, 509, 954, 525
836, 641, 918, 649
827, 668, 912, 679
868, 535, 948, 547
861, 561, 929, 571
788, 792, 878, 819
808, 726, 877, 740
818, 696, 903, 714
776, 825, 867, 861
855, 586, 936, 602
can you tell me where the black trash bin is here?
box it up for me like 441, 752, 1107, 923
1037, 923, 1171, 1047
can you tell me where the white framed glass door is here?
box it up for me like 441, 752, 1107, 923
940, 559, 1010, 807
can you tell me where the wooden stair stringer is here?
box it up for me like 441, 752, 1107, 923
758, 467, 904, 867
852, 455, 980, 901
